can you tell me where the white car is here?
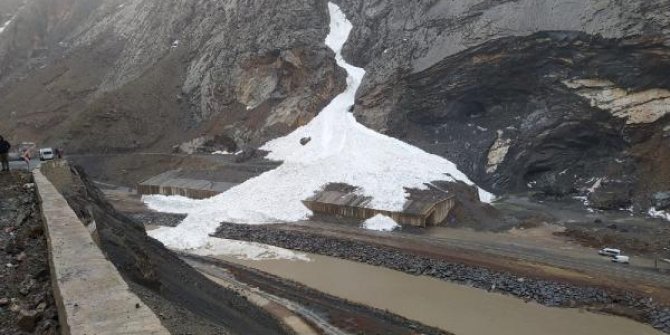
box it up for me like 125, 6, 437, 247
39, 148, 55, 161
8, 152, 21, 161
611, 255, 630, 264
598, 248, 621, 257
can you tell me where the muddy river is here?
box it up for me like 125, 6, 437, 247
222, 253, 662, 335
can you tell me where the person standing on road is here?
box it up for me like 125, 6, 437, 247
21, 148, 31, 170
0, 136, 10, 172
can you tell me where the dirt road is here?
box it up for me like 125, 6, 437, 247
275, 221, 670, 298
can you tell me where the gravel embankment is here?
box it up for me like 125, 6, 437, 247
0, 171, 59, 334
215, 223, 670, 333
126, 212, 186, 228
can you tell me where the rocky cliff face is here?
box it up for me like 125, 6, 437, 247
0, 0, 668, 208
388, 32, 670, 209
335, 0, 670, 209
337, 0, 670, 129
0, 0, 344, 152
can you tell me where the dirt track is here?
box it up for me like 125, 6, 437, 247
270, 221, 670, 297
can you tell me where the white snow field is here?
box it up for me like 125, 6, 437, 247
362, 214, 400, 232
146, 2, 493, 251
190, 237, 310, 261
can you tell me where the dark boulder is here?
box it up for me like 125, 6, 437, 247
589, 183, 633, 211
16, 309, 41, 332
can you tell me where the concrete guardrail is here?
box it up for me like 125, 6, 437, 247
33, 170, 169, 335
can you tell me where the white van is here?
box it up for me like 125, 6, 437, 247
611, 255, 630, 264
598, 248, 621, 257
39, 148, 55, 161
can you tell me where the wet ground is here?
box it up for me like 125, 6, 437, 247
8, 158, 42, 172
0, 171, 59, 334
185, 254, 451, 335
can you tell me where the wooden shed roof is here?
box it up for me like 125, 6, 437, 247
139, 170, 239, 194
304, 183, 453, 216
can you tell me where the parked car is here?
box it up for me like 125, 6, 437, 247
39, 148, 55, 161
598, 248, 621, 257
8, 152, 21, 161
611, 255, 630, 264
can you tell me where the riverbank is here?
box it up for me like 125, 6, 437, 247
214, 222, 670, 333
220, 251, 662, 335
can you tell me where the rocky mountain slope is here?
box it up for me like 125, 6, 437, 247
389, 32, 670, 210
0, 0, 344, 153
0, 0, 668, 209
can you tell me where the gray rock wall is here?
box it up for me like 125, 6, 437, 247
0, 0, 344, 149
334, 0, 670, 131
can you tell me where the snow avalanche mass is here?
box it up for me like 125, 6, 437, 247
145, 2, 493, 250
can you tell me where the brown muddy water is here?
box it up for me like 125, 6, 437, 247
221, 253, 662, 335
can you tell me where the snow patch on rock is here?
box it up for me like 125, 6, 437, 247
189, 237, 310, 261
362, 214, 400, 231
649, 208, 670, 222
587, 178, 603, 194
0, 19, 13, 34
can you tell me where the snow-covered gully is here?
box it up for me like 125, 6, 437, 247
146, 2, 492, 252
0, 19, 11, 34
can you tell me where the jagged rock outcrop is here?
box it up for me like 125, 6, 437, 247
331, 0, 670, 207
385, 32, 670, 207
333, 0, 669, 129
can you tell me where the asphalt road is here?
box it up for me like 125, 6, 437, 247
8, 158, 41, 171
